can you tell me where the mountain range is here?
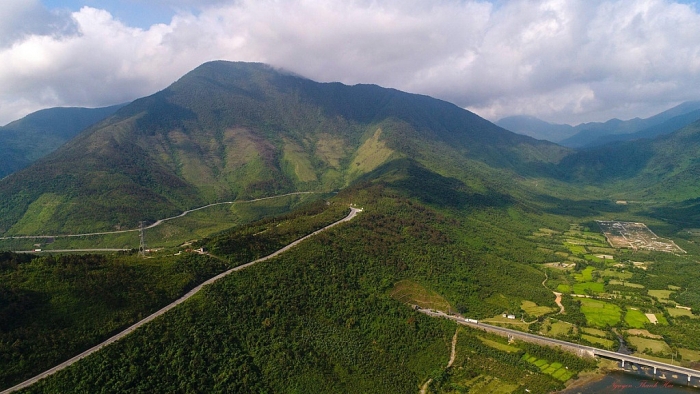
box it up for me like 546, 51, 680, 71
497, 100, 700, 148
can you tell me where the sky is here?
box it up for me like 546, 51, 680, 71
2, 0, 700, 126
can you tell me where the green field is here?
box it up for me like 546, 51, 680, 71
582, 334, 615, 349
542, 319, 574, 337
521, 354, 574, 382
557, 284, 571, 293
579, 299, 621, 327
573, 266, 595, 282
581, 327, 608, 337
648, 289, 674, 302
624, 309, 649, 328
565, 243, 587, 255
573, 282, 604, 295
608, 280, 644, 288
478, 336, 520, 353
668, 308, 698, 318
627, 336, 672, 355
601, 269, 632, 279
521, 300, 556, 317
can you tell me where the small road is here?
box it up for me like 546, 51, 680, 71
420, 328, 459, 394
0, 192, 318, 240
0, 207, 361, 394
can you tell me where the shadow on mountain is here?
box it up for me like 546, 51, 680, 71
355, 158, 513, 209
556, 142, 655, 182
645, 198, 700, 228
535, 194, 627, 217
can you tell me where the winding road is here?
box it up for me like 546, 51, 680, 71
0, 206, 361, 394
0, 192, 317, 241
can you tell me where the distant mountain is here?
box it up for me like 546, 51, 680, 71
583, 108, 700, 147
0, 105, 125, 178
558, 118, 700, 201
559, 101, 700, 148
497, 101, 700, 148
0, 61, 568, 235
495, 115, 576, 142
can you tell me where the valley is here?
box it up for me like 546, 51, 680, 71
3, 61, 700, 393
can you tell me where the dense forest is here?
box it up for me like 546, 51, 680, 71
6, 168, 588, 393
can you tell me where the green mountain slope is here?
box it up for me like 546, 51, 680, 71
0, 61, 568, 235
0, 105, 124, 178
11, 161, 585, 394
558, 119, 700, 201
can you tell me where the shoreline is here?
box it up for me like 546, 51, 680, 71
555, 361, 619, 393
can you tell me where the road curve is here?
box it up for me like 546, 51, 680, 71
0, 207, 361, 394
0, 192, 318, 240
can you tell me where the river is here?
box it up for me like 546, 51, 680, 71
560, 369, 700, 393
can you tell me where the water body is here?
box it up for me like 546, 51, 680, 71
561, 369, 700, 394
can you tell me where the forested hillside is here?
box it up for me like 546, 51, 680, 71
10, 161, 586, 394
0, 61, 568, 235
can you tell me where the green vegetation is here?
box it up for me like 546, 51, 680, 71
579, 299, 621, 327
0, 105, 122, 178
624, 309, 649, 328
573, 282, 604, 295
6, 60, 700, 392
0, 251, 229, 389
390, 280, 452, 312
521, 300, 555, 317
428, 328, 594, 393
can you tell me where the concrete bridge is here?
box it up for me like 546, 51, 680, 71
419, 308, 700, 385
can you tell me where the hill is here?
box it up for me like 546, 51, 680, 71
0, 61, 568, 235
0, 105, 125, 178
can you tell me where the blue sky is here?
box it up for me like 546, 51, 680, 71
42, 0, 176, 27
3, 0, 700, 127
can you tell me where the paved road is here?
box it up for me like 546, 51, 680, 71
16, 249, 131, 254
418, 309, 700, 381
0, 207, 361, 394
0, 192, 318, 240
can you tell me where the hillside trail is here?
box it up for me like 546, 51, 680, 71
542, 271, 565, 314
0, 207, 361, 394
420, 328, 459, 394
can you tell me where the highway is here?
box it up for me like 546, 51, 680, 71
418, 308, 700, 384
0, 206, 361, 394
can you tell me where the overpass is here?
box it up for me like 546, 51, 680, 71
418, 308, 700, 385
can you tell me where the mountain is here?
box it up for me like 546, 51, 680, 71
557, 118, 700, 202
497, 101, 700, 148
0, 105, 125, 178
0, 61, 568, 235
559, 101, 700, 148
496, 115, 577, 142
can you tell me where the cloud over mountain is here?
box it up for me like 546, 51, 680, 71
2, 0, 700, 126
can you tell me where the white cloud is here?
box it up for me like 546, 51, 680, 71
2, 0, 700, 125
